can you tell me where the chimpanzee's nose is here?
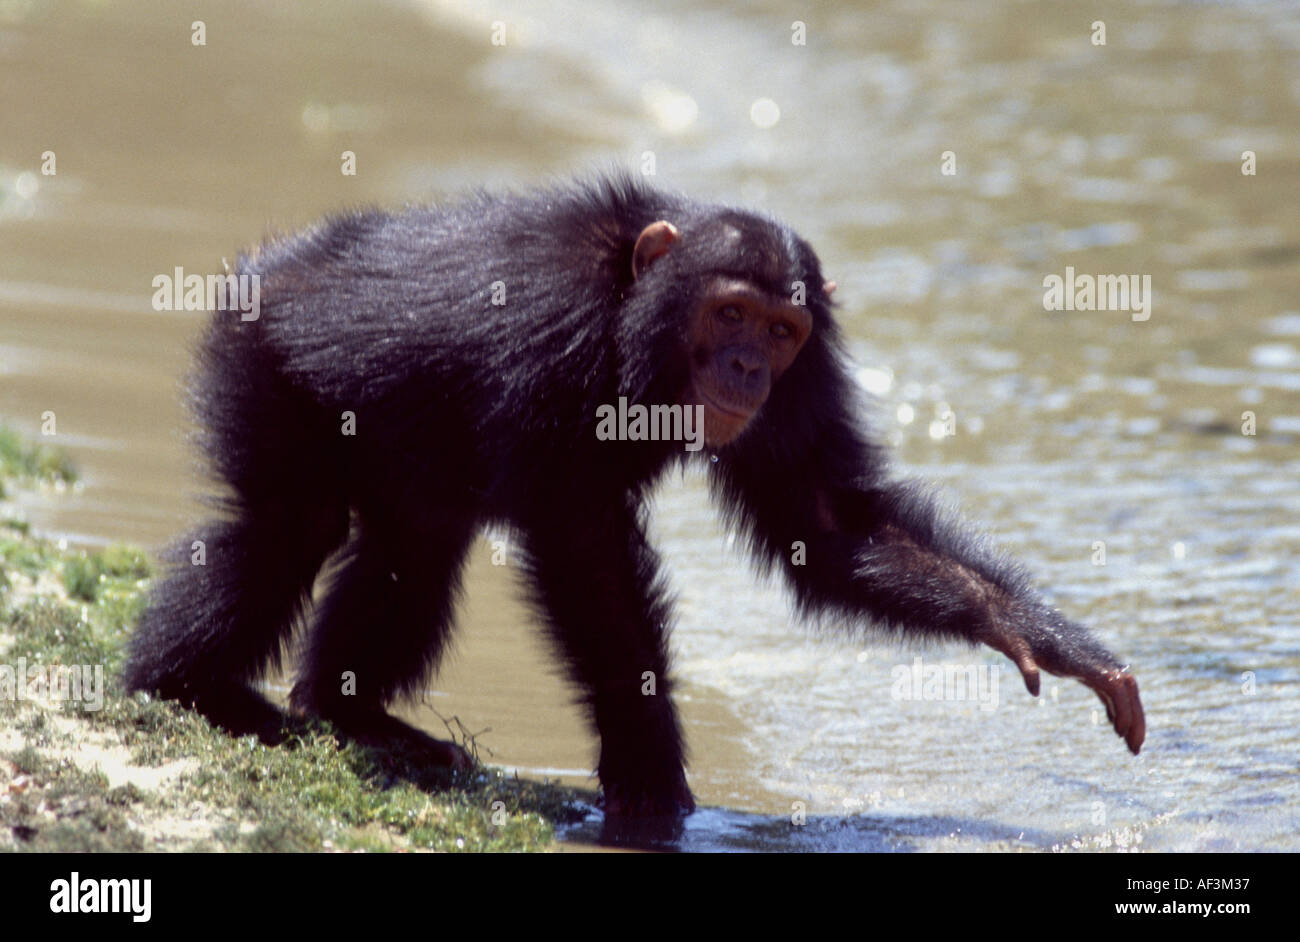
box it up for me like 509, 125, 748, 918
729, 351, 764, 378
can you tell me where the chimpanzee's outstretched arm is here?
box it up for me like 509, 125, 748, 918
711, 412, 1146, 755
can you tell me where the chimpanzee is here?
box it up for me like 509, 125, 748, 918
125, 171, 1145, 818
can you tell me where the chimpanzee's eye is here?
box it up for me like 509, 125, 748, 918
717, 304, 743, 323
771, 322, 792, 339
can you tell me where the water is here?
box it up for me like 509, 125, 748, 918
0, 0, 1296, 850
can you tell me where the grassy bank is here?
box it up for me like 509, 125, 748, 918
0, 427, 584, 852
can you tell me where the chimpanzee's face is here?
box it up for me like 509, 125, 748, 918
683, 277, 813, 447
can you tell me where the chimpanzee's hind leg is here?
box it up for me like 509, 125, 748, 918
124, 497, 348, 741
125, 297, 351, 739
289, 507, 478, 769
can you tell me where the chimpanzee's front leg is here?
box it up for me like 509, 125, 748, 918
521, 494, 695, 817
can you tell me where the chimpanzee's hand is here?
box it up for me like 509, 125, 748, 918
976, 612, 1146, 755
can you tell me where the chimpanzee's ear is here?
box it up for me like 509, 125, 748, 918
632, 221, 680, 280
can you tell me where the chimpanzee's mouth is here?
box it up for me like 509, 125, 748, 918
698, 387, 754, 421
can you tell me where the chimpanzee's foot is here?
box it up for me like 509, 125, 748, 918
599, 778, 694, 847
142, 681, 291, 745
602, 780, 695, 818
315, 706, 473, 771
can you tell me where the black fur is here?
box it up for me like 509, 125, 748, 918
125, 172, 1139, 818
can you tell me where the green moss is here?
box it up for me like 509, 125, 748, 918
63, 555, 100, 602
7, 598, 121, 668
62, 544, 152, 603
97, 544, 152, 580
0, 532, 61, 582
0, 749, 148, 853
0, 426, 77, 485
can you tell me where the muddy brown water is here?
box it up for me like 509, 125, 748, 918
1, 0, 1297, 850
